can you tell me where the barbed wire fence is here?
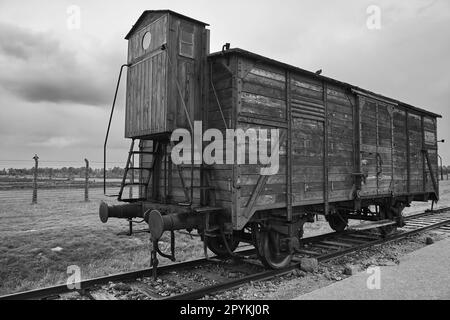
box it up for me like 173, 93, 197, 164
0, 156, 132, 205
0, 156, 448, 206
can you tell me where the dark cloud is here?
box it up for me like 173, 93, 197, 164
0, 22, 124, 106
1, 73, 112, 106
0, 0, 449, 167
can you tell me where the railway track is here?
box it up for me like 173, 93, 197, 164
1, 207, 450, 300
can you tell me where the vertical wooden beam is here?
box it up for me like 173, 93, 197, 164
233, 56, 240, 227
375, 102, 379, 195
354, 95, 362, 207
424, 151, 438, 196
200, 28, 209, 206
406, 111, 411, 193
434, 118, 440, 196
286, 71, 292, 222
421, 116, 426, 192
390, 107, 394, 195
323, 82, 329, 216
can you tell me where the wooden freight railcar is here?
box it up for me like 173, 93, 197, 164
100, 10, 441, 269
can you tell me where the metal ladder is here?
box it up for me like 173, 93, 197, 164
118, 139, 159, 202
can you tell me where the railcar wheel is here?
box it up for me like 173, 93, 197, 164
256, 230, 293, 269
327, 214, 348, 232
206, 235, 240, 258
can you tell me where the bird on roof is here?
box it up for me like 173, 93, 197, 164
315, 69, 322, 75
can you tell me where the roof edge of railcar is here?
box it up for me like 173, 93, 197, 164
125, 10, 209, 40
208, 48, 442, 119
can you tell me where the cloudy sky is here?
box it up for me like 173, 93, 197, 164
0, 0, 449, 169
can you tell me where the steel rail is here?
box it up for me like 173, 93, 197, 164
0, 258, 210, 300
0, 249, 254, 300
2, 207, 449, 300
163, 207, 450, 300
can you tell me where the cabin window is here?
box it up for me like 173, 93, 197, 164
142, 32, 152, 50
179, 28, 194, 58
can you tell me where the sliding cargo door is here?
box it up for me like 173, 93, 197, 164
291, 117, 325, 204
359, 96, 394, 197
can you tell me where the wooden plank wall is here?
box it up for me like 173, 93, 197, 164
393, 109, 408, 194
125, 15, 168, 138
137, 58, 235, 207
166, 16, 206, 132
408, 113, 424, 193
377, 103, 394, 195
139, 142, 203, 205
291, 73, 325, 204
234, 56, 356, 228
325, 84, 356, 201
132, 44, 439, 229
423, 116, 438, 193
359, 97, 395, 197
235, 59, 288, 229
126, 13, 207, 138
127, 15, 167, 63
126, 52, 167, 137
204, 59, 236, 212
130, 14, 209, 205
359, 100, 439, 198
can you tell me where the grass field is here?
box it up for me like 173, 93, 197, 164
0, 187, 205, 295
1, 181, 449, 295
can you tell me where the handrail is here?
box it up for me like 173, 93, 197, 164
104, 64, 129, 194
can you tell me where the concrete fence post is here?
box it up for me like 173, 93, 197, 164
129, 156, 134, 199
32, 154, 39, 204
84, 159, 89, 202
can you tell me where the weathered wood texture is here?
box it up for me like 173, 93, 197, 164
358, 97, 439, 198
123, 23, 439, 231
231, 57, 357, 228
226, 53, 438, 229
166, 15, 207, 132
126, 15, 168, 138
125, 12, 207, 138
203, 58, 236, 215
359, 98, 395, 197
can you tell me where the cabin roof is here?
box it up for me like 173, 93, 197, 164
125, 10, 209, 39
209, 48, 442, 119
